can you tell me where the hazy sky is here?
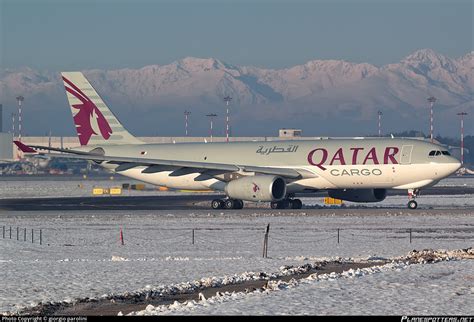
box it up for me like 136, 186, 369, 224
1, 0, 472, 70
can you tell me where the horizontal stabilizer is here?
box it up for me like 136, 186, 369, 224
14, 141, 37, 153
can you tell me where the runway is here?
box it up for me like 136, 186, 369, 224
0, 194, 223, 211
1, 189, 473, 211
1, 175, 472, 211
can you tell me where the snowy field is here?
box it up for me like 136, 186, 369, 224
1, 208, 473, 314
435, 176, 474, 188
0, 176, 473, 315
136, 259, 473, 316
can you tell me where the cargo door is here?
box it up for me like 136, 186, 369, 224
400, 145, 413, 164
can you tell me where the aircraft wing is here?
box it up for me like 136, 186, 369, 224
14, 141, 304, 179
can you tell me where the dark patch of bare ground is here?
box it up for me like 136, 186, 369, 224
20, 260, 385, 316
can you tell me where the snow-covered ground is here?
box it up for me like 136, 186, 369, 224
1, 208, 473, 314
435, 176, 474, 188
0, 177, 473, 315
133, 259, 473, 315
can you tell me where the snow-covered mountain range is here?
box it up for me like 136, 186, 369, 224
1, 49, 472, 136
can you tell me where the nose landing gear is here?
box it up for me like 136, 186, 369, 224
407, 189, 420, 209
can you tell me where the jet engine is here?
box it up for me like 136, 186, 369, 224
225, 175, 286, 202
328, 189, 387, 203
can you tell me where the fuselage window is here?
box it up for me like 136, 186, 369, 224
429, 151, 436, 156
441, 151, 451, 156
435, 151, 441, 156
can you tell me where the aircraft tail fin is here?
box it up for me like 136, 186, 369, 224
61, 72, 143, 146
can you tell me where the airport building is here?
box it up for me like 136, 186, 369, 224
0, 104, 13, 161
279, 128, 303, 137
0, 134, 13, 161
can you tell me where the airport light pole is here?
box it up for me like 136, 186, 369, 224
48, 129, 52, 149
16, 95, 24, 142
457, 112, 468, 166
11, 113, 16, 138
427, 96, 436, 143
206, 113, 217, 142
224, 96, 232, 142
184, 110, 191, 137
377, 110, 383, 137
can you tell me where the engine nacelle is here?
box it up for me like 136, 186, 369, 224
328, 188, 387, 203
225, 175, 286, 202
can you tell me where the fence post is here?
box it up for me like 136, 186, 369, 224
31, 229, 34, 243
263, 230, 266, 258
24, 228, 26, 242
40, 229, 42, 246
17, 227, 19, 241
192, 229, 195, 245
409, 228, 412, 244
9, 226, 11, 239
263, 224, 270, 258
2, 226, 4, 239
337, 229, 340, 244
120, 228, 124, 246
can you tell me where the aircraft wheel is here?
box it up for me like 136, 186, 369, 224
408, 200, 418, 209
271, 201, 284, 209
224, 199, 235, 209
280, 200, 290, 209
233, 199, 244, 209
291, 199, 303, 209
271, 200, 290, 209
211, 199, 223, 209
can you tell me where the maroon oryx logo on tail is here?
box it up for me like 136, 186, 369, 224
252, 183, 260, 193
63, 76, 112, 146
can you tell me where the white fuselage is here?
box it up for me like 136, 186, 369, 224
93, 138, 461, 192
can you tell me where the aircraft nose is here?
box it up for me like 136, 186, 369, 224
446, 157, 462, 174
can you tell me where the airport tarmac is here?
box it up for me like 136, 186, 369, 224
1, 175, 472, 211
0, 186, 473, 211
0, 194, 220, 211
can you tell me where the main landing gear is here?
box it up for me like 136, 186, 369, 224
211, 198, 244, 209
407, 188, 420, 209
270, 198, 303, 209
211, 198, 304, 210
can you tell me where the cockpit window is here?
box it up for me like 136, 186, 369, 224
429, 150, 450, 157
429, 150, 449, 157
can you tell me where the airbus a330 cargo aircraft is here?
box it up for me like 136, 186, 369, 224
15, 72, 461, 209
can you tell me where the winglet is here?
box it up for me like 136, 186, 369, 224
14, 141, 37, 153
